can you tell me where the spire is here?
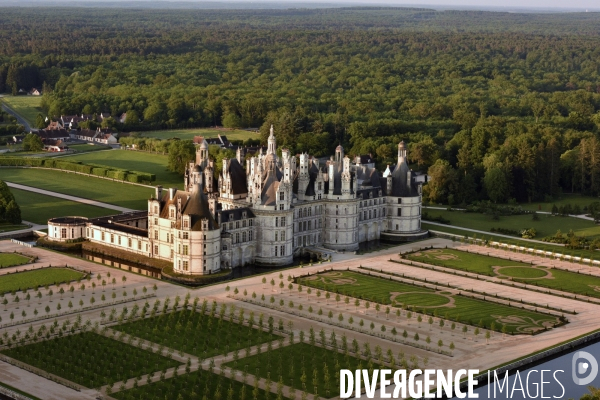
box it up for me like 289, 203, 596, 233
267, 124, 277, 155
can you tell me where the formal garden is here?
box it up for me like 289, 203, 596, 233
111, 366, 274, 400
296, 270, 561, 334
406, 248, 600, 298
112, 298, 281, 359
0, 267, 85, 294
1, 331, 179, 389
0, 252, 33, 268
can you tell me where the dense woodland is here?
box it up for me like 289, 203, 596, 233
2, 7, 600, 204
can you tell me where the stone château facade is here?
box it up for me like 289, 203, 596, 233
47, 127, 427, 275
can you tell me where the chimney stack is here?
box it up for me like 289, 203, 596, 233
169, 188, 176, 200
155, 185, 163, 200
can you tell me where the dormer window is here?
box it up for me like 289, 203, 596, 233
183, 218, 189, 228
170, 208, 175, 218
280, 192, 284, 201
154, 206, 158, 214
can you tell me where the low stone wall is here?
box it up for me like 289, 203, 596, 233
380, 230, 430, 243
161, 267, 232, 286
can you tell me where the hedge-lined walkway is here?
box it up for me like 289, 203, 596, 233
5, 182, 135, 213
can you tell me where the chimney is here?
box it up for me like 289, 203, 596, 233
169, 188, 176, 200
407, 170, 412, 189
155, 185, 163, 200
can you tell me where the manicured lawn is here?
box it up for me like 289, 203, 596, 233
113, 367, 276, 400
406, 248, 529, 275
517, 194, 600, 213
113, 309, 280, 359
2, 332, 179, 389
407, 248, 600, 299
0, 267, 84, 293
11, 188, 112, 224
138, 128, 258, 142
224, 342, 372, 398
422, 222, 600, 261
0, 252, 31, 268
64, 149, 183, 188
0, 222, 29, 233
2, 169, 151, 210
1, 96, 43, 125
68, 144, 112, 153
423, 209, 600, 239
297, 271, 560, 333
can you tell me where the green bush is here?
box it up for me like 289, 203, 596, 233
91, 167, 107, 177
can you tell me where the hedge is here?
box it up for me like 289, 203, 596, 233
0, 158, 156, 182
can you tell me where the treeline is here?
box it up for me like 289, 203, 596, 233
2, 8, 600, 202
0, 180, 21, 224
0, 158, 155, 183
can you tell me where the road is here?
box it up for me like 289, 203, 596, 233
5, 181, 136, 213
1, 100, 34, 133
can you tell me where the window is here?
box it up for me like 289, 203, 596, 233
275, 232, 278, 241
154, 245, 158, 254
281, 231, 285, 241
308, 221, 311, 230
183, 220, 188, 228
236, 233, 240, 243
280, 245, 285, 256
303, 221, 307, 231
183, 245, 189, 255
183, 261, 189, 271
276, 218, 279, 227
280, 191, 285, 201
154, 230, 158, 240
236, 221, 240, 229
243, 232, 247, 242
243, 220, 247, 228
171, 249, 174, 258
183, 232, 189, 239
229, 223, 233, 230
61, 228, 66, 239
398, 198, 402, 204
249, 230, 253, 241
154, 206, 158, 214
281, 217, 286, 226
101, 232, 105, 241
275, 246, 278, 256
279, 204, 284, 210
166, 233, 169, 243
154, 218, 158, 225
397, 208, 402, 217
110, 234, 114, 243
138, 241, 142, 250
170, 209, 175, 218
249, 219, 253, 226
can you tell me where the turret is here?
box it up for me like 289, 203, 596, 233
267, 125, 277, 155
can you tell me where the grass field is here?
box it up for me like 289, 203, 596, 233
64, 149, 183, 188
113, 309, 280, 359
0, 252, 31, 268
423, 209, 600, 239
0, 222, 29, 233
2, 332, 179, 389
0, 267, 84, 293
137, 128, 258, 142
224, 342, 375, 397
11, 188, 112, 224
113, 366, 276, 400
67, 144, 112, 153
407, 248, 600, 299
517, 194, 600, 213
1, 96, 43, 125
297, 271, 560, 333
2, 169, 151, 210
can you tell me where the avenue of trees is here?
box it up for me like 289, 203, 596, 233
2, 8, 600, 203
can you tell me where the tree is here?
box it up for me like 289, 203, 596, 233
167, 140, 196, 175
484, 167, 509, 203
22, 133, 43, 152
35, 114, 46, 129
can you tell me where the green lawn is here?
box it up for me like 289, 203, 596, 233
2, 332, 179, 389
137, 128, 258, 142
64, 149, 183, 188
407, 248, 600, 299
113, 366, 276, 400
0, 267, 84, 293
224, 342, 372, 398
2, 169, 151, 210
1, 96, 43, 126
297, 271, 560, 333
113, 309, 280, 359
518, 194, 600, 213
67, 144, 113, 153
0, 252, 32, 268
423, 209, 600, 239
0, 222, 29, 233
11, 188, 112, 224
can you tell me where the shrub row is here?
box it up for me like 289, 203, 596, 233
0, 158, 155, 183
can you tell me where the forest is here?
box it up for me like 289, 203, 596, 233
2, 7, 600, 204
